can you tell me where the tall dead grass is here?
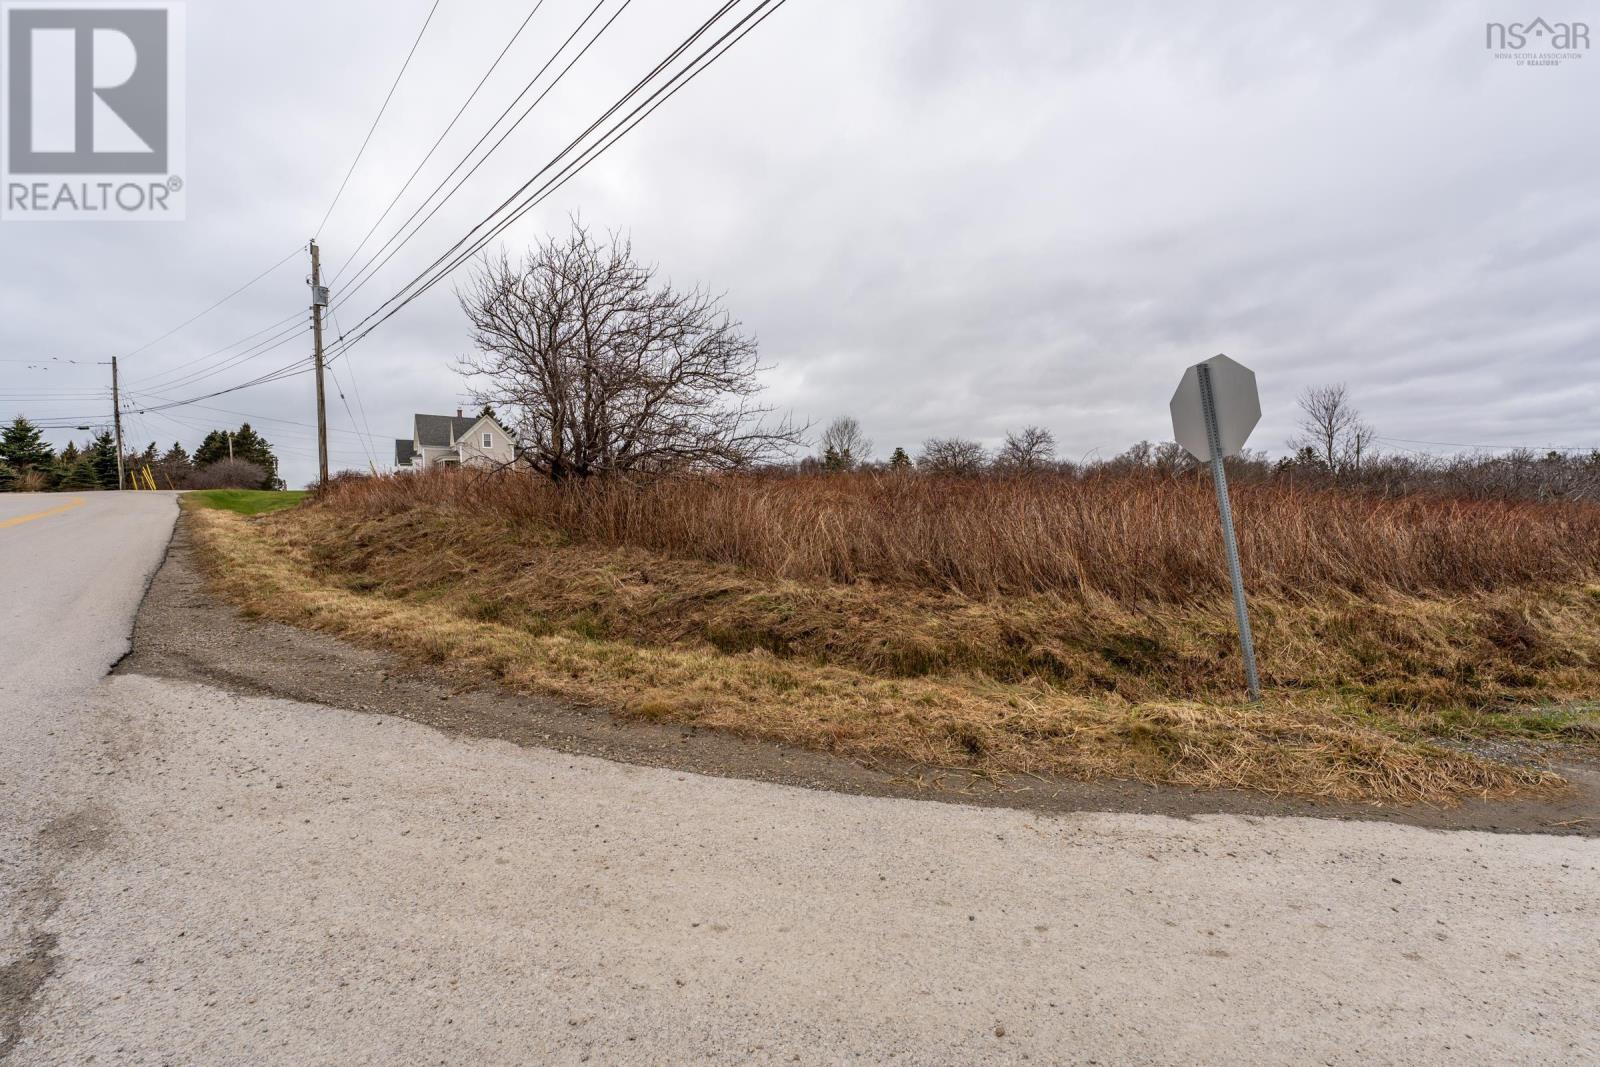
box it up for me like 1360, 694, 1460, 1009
321, 469, 1600, 603
195, 505, 1573, 804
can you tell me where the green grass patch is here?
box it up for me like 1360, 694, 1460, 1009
187, 489, 309, 516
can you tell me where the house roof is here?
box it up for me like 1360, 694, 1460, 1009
414, 414, 480, 448
395, 439, 416, 466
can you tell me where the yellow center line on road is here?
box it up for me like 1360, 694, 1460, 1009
0, 497, 87, 530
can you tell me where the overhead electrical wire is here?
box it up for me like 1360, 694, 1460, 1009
124, 395, 388, 442
329, 0, 779, 353
330, 0, 551, 284
326, 362, 378, 470
327, 0, 788, 364
125, 309, 305, 393
115, 245, 301, 363
327, 306, 382, 461
81, 0, 791, 430
105, 0, 614, 420
128, 352, 317, 414
330, 0, 625, 305
315, 0, 444, 239
129, 317, 310, 396
0, 357, 99, 366
1375, 434, 1598, 454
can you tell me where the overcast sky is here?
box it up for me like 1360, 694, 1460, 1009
2, 0, 1596, 486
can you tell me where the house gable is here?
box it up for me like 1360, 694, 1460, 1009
457, 414, 513, 450
401, 411, 517, 471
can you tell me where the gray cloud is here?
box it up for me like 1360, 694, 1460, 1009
2, 0, 1595, 485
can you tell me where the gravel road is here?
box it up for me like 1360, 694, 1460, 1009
3, 492, 1596, 1065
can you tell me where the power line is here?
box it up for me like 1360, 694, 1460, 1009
330, 0, 551, 285
330, 0, 623, 307
44, 0, 787, 437
123, 394, 389, 442
116, 246, 301, 362
0, 357, 100, 365
129, 352, 317, 414
333, 0, 774, 346
1376, 434, 1598, 454
139, 407, 372, 464
326, 0, 759, 354
128, 314, 308, 394
328, 0, 787, 363
325, 361, 378, 469
315, 0, 444, 238
328, 305, 382, 458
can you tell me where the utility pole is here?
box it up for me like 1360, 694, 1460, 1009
227, 432, 234, 461
309, 239, 330, 489
111, 356, 125, 491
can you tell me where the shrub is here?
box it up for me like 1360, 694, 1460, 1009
189, 459, 269, 490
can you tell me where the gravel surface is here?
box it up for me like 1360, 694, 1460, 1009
4, 493, 1599, 1065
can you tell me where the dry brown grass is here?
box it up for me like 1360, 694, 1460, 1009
321, 469, 1600, 601
185, 470, 1600, 805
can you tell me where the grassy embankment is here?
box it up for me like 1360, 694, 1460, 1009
187, 470, 1600, 804
188, 489, 309, 516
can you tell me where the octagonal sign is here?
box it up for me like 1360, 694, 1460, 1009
1170, 354, 1260, 462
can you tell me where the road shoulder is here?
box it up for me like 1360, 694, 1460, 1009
117, 511, 1600, 836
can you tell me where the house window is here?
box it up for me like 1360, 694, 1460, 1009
482, 432, 493, 448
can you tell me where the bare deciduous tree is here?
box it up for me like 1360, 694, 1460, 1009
1104, 439, 1192, 476
188, 458, 268, 490
918, 437, 987, 475
457, 224, 801, 480
1290, 384, 1375, 475
819, 416, 872, 471
995, 426, 1056, 472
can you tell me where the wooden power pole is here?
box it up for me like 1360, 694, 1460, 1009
111, 356, 125, 491
309, 240, 330, 488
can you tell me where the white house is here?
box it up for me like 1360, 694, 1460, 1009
394, 411, 517, 471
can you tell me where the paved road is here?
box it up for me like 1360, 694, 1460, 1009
2, 492, 1596, 1065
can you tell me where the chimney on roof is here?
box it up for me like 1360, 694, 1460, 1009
456, 408, 463, 418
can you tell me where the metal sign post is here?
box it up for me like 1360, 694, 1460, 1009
1197, 363, 1260, 701
1170, 354, 1263, 702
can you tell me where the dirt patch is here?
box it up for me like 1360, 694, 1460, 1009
1, 806, 118, 1062
114, 512, 1600, 836
0, 932, 59, 1063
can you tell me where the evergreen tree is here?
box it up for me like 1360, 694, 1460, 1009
86, 430, 120, 489
0, 459, 15, 492
194, 430, 228, 467
0, 416, 54, 473
194, 424, 279, 488
152, 441, 194, 489
57, 459, 101, 491
889, 447, 912, 470
229, 424, 278, 486
47, 442, 79, 490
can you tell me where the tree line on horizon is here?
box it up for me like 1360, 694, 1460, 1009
788, 387, 1600, 504
447, 225, 1597, 506
0, 416, 283, 492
